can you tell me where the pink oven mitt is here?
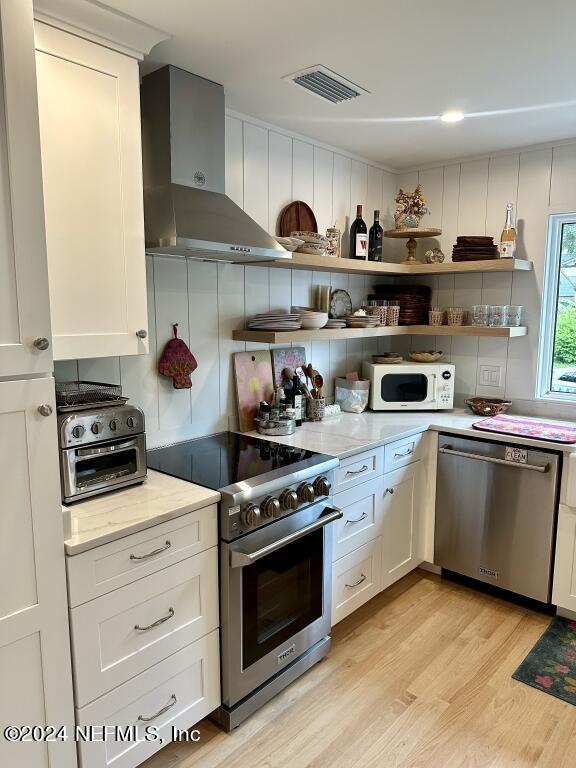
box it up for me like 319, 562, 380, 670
158, 323, 198, 389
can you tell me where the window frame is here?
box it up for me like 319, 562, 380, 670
536, 212, 576, 402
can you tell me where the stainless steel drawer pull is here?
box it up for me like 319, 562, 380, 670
439, 446, 549, 473
345, 465, 369, 477
137, 694, 177, 722
345, 574, 367, 588
129, 541, 172, 561
345, 512, 368, 525
134, 607, 174, 632
384, 487, 395, 496
394, 448, 413, 459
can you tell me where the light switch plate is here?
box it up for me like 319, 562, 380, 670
479, 364, 502, 387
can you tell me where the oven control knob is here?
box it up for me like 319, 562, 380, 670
313, 476, 331, 497
280, 489, 299, 511
126, 416, 136, 429
298, 483, 315, 504
109, 418, 120, 432
91, 421, 103, 435
71, 424, 85, 439
241, 504, 260, 528
261, 496, 281, 519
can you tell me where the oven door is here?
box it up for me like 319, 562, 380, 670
378, 370, 437, 409
61, 434, 147, 502
221, 504, 342, 708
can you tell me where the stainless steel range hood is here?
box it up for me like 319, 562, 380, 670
141, 66, 290, 264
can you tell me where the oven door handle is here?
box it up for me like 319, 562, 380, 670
230, 507, 343, 568
76, 440, 138, 458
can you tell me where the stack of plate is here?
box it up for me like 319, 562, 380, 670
370, 285, 431, 325
247, 313, 302, 330
345, 315, 380, 329
325, 319, 346, 329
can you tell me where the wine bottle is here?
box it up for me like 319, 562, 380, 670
350, 204, 368, 260
499, 203, 517, 258
368, 210, 383, 261
291, 375, 303, 426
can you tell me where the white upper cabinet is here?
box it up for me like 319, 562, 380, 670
35, 22, 149, 360
0, 0, 53, 378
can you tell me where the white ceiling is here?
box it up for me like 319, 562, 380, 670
101, 0, 576, 169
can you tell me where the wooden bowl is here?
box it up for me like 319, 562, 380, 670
465, 397, 512, 417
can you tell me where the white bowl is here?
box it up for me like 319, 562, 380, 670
299, 313, 328, 329
275, 236, 305, 252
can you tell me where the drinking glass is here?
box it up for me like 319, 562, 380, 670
446, 307, 465, 326
428, 307, 444, 326
504, 305, 522, 326
489, 305, 506, 327
386, 301, 400, 326
472, 305, 490, 326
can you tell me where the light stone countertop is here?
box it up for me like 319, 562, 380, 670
247, 409, 576, 458
63, 469, 220, 555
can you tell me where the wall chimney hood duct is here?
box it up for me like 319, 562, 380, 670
141, 66, 290, 263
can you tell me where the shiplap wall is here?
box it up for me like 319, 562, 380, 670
55, 114, 398, 447
390, 141, 576, 415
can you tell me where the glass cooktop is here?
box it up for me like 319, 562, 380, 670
146, 432, 321, 491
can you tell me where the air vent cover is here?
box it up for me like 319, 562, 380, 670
284, 65, 369, 104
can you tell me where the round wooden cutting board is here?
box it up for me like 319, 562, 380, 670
279, 200, 318, 236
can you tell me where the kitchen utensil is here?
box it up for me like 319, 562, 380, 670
54, 380, 127, 412
409, 351, 443, 363
489, 305, 506, 327
472, 305, 491, 326
465, 396, 512, 417
233, 351, 275, 432
290, 230, 326, 244
279, 201, 317, 236
305, 363, 314, 388
275, 236, 305, 252
313, 373, 324, 399
428, 308, 444, 326
505, 305, 523, 326
372, 354, 403, 364
446, 307, 466, 326
330, 289, 353, 319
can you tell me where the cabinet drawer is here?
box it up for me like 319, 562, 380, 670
384, 433, 425, 472
333, 478, 383, 561
67, 505, 217, 607
332, 538, 382, 625
76, 630, 220, 768
335, 447, 383, 492
70, 548, 218, 707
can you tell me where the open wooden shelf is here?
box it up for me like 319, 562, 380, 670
269, 253, 533, 277
233, 325, 528, 344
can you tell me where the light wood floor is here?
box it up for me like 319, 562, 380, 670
142, 571, 576, 768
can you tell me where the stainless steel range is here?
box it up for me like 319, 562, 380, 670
147, 432, 340, 730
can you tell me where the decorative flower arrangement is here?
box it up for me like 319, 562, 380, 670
394, 184, 429, 229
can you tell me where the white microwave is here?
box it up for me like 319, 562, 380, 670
362, 361, 455, 411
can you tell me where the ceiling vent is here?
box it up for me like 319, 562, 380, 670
284, 65, 369, 104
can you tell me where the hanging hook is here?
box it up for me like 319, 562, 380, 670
172, 323, 179, 338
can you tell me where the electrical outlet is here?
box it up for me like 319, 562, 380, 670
479, 364, 502, 387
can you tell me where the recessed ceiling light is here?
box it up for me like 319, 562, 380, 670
441, 111, 465, 123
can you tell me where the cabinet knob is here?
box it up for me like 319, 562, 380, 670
37, 404, 53, 417
136, 329, 148, 339
33, 337, 50, 351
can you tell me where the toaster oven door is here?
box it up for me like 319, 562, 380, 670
61, 434, 147, 502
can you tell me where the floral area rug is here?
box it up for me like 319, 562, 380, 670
512, 617, 576, 704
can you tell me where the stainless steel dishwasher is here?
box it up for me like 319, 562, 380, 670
435, 434, 561, 602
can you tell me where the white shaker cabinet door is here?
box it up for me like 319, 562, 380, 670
0, 378, 76, 767
553, 504, 576, 613
0, 0, 53, 377
35, 22, 148, 360
381, 461, 425, 591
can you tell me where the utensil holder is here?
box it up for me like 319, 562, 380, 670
307, 398, 326, 421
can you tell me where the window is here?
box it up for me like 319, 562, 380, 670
537, 213, 576, 401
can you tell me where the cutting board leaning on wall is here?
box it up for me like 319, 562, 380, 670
233, 351, 275, 432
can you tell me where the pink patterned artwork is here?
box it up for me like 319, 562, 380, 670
473, 414, 576, 444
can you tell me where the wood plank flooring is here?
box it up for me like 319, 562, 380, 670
142, 571, 576, 768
